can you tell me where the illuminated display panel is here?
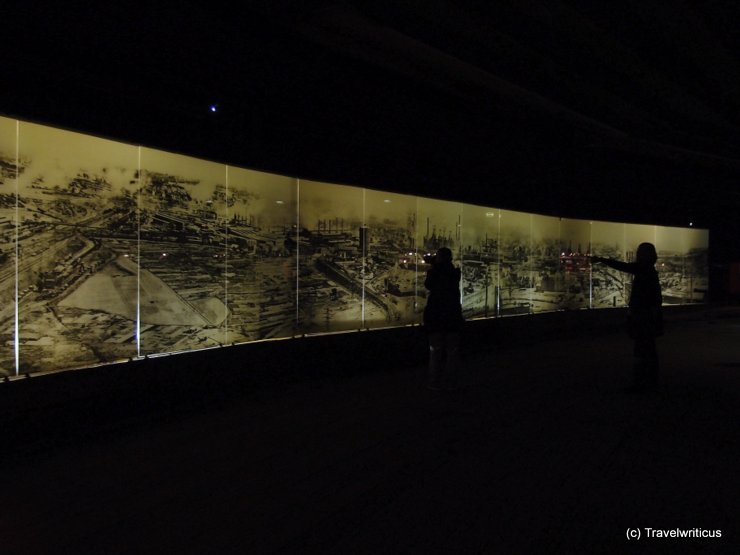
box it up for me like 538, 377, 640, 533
656, 225, 709, 304
530, 214, 561, 313
138, 147, 228, 356
16, 122, 139, 373
0, 117, 17, 376
591, 220, 627, 308
557, 218, 592, 310
296, 180, 365, 334
686, 228, 709, 303
225, 167, 297, 344
499, 210, 533, 315
460, 205, 499, 319
0, 117, 712, 376
363, 189, 418, 328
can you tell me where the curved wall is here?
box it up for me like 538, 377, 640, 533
0, 116, 708, 377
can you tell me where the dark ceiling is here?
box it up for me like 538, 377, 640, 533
3, 1, 740, 243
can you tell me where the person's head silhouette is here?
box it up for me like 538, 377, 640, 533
636, 242, 658, 266
436, 247, 453, 263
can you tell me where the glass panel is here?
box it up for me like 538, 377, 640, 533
530, 213, 560, 313
225, 167, 297, 343
686, 228, 709, 303
591, 220, 627, 308
363, 189, 418, 328
138, 147, 227, 356
296, 180, 364, 334
0, 116, 17, 376
2, 117, 717, 377
17, 122, 139, 374
656, 225, 709, 304
557, 218, 591, 310
499, 210, 532, 315
460, 204, 499, 319
417, 197, 463, 322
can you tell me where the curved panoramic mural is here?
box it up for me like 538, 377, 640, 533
0, 116, 709, 376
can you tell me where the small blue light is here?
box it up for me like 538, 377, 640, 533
210, 105, 218, 113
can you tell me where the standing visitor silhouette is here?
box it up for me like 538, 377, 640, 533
592, 242, 663, 392
423, 247, 465, 390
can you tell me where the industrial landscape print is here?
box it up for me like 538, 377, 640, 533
0, 116, 709, 376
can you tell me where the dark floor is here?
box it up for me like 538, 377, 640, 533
2, 315, 739, 554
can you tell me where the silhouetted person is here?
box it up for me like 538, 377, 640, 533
423, 247, 464, 390
592, 242, 663, 392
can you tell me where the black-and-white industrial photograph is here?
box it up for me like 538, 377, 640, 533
555, 218, 592, 311
656, 226, 709, 304
14, 121, 140, 374
0, 116, 712, 377
460, 205, 500, 319
363, 189, 419, 328
529, 213, 562, 313
136, 147, 230, 355
225, 166, 297, 344
0, 116, 18, 375
590, 220, 628, 308
498, 210, 534, 315
296, 180, 367, 334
